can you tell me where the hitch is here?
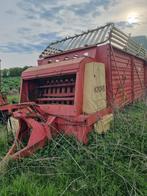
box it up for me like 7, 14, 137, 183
1, 103, 56, 160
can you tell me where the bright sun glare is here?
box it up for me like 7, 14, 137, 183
127, 13, 139, 24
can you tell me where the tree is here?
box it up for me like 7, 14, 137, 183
2, 66, 31, 77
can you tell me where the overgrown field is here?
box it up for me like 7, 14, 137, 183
0, 102, 146, 196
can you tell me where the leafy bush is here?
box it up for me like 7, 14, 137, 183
1, 77, 20, 94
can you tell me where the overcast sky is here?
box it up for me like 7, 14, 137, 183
0, 0, 147, 68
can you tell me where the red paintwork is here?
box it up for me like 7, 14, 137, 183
0, 94, 7, 105
96, 44, 146, 107
0, 43, 146, 160
38, 46, 97, 65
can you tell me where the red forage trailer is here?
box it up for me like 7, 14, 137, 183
0, 23, 147, 159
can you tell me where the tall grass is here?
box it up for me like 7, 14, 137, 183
0, 102, 146, 196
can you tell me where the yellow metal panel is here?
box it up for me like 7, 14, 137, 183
94, 114, 113, 134
7, 117, 19, 136
83, 62, 106, 114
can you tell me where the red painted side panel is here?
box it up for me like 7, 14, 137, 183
96, 44, 146, 107
133, 58, 145, 100
110, 48, 132, 106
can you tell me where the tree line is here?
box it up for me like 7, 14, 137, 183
2, 66, 30, 77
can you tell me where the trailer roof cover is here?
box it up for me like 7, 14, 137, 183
40, 23, 147, 60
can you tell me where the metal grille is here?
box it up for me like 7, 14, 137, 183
29, 74, 76, 105
40, 23, 147, 60
110, 27, 146, 60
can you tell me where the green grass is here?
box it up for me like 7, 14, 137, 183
0, 124, 9, 155
0, 102, 146, 196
